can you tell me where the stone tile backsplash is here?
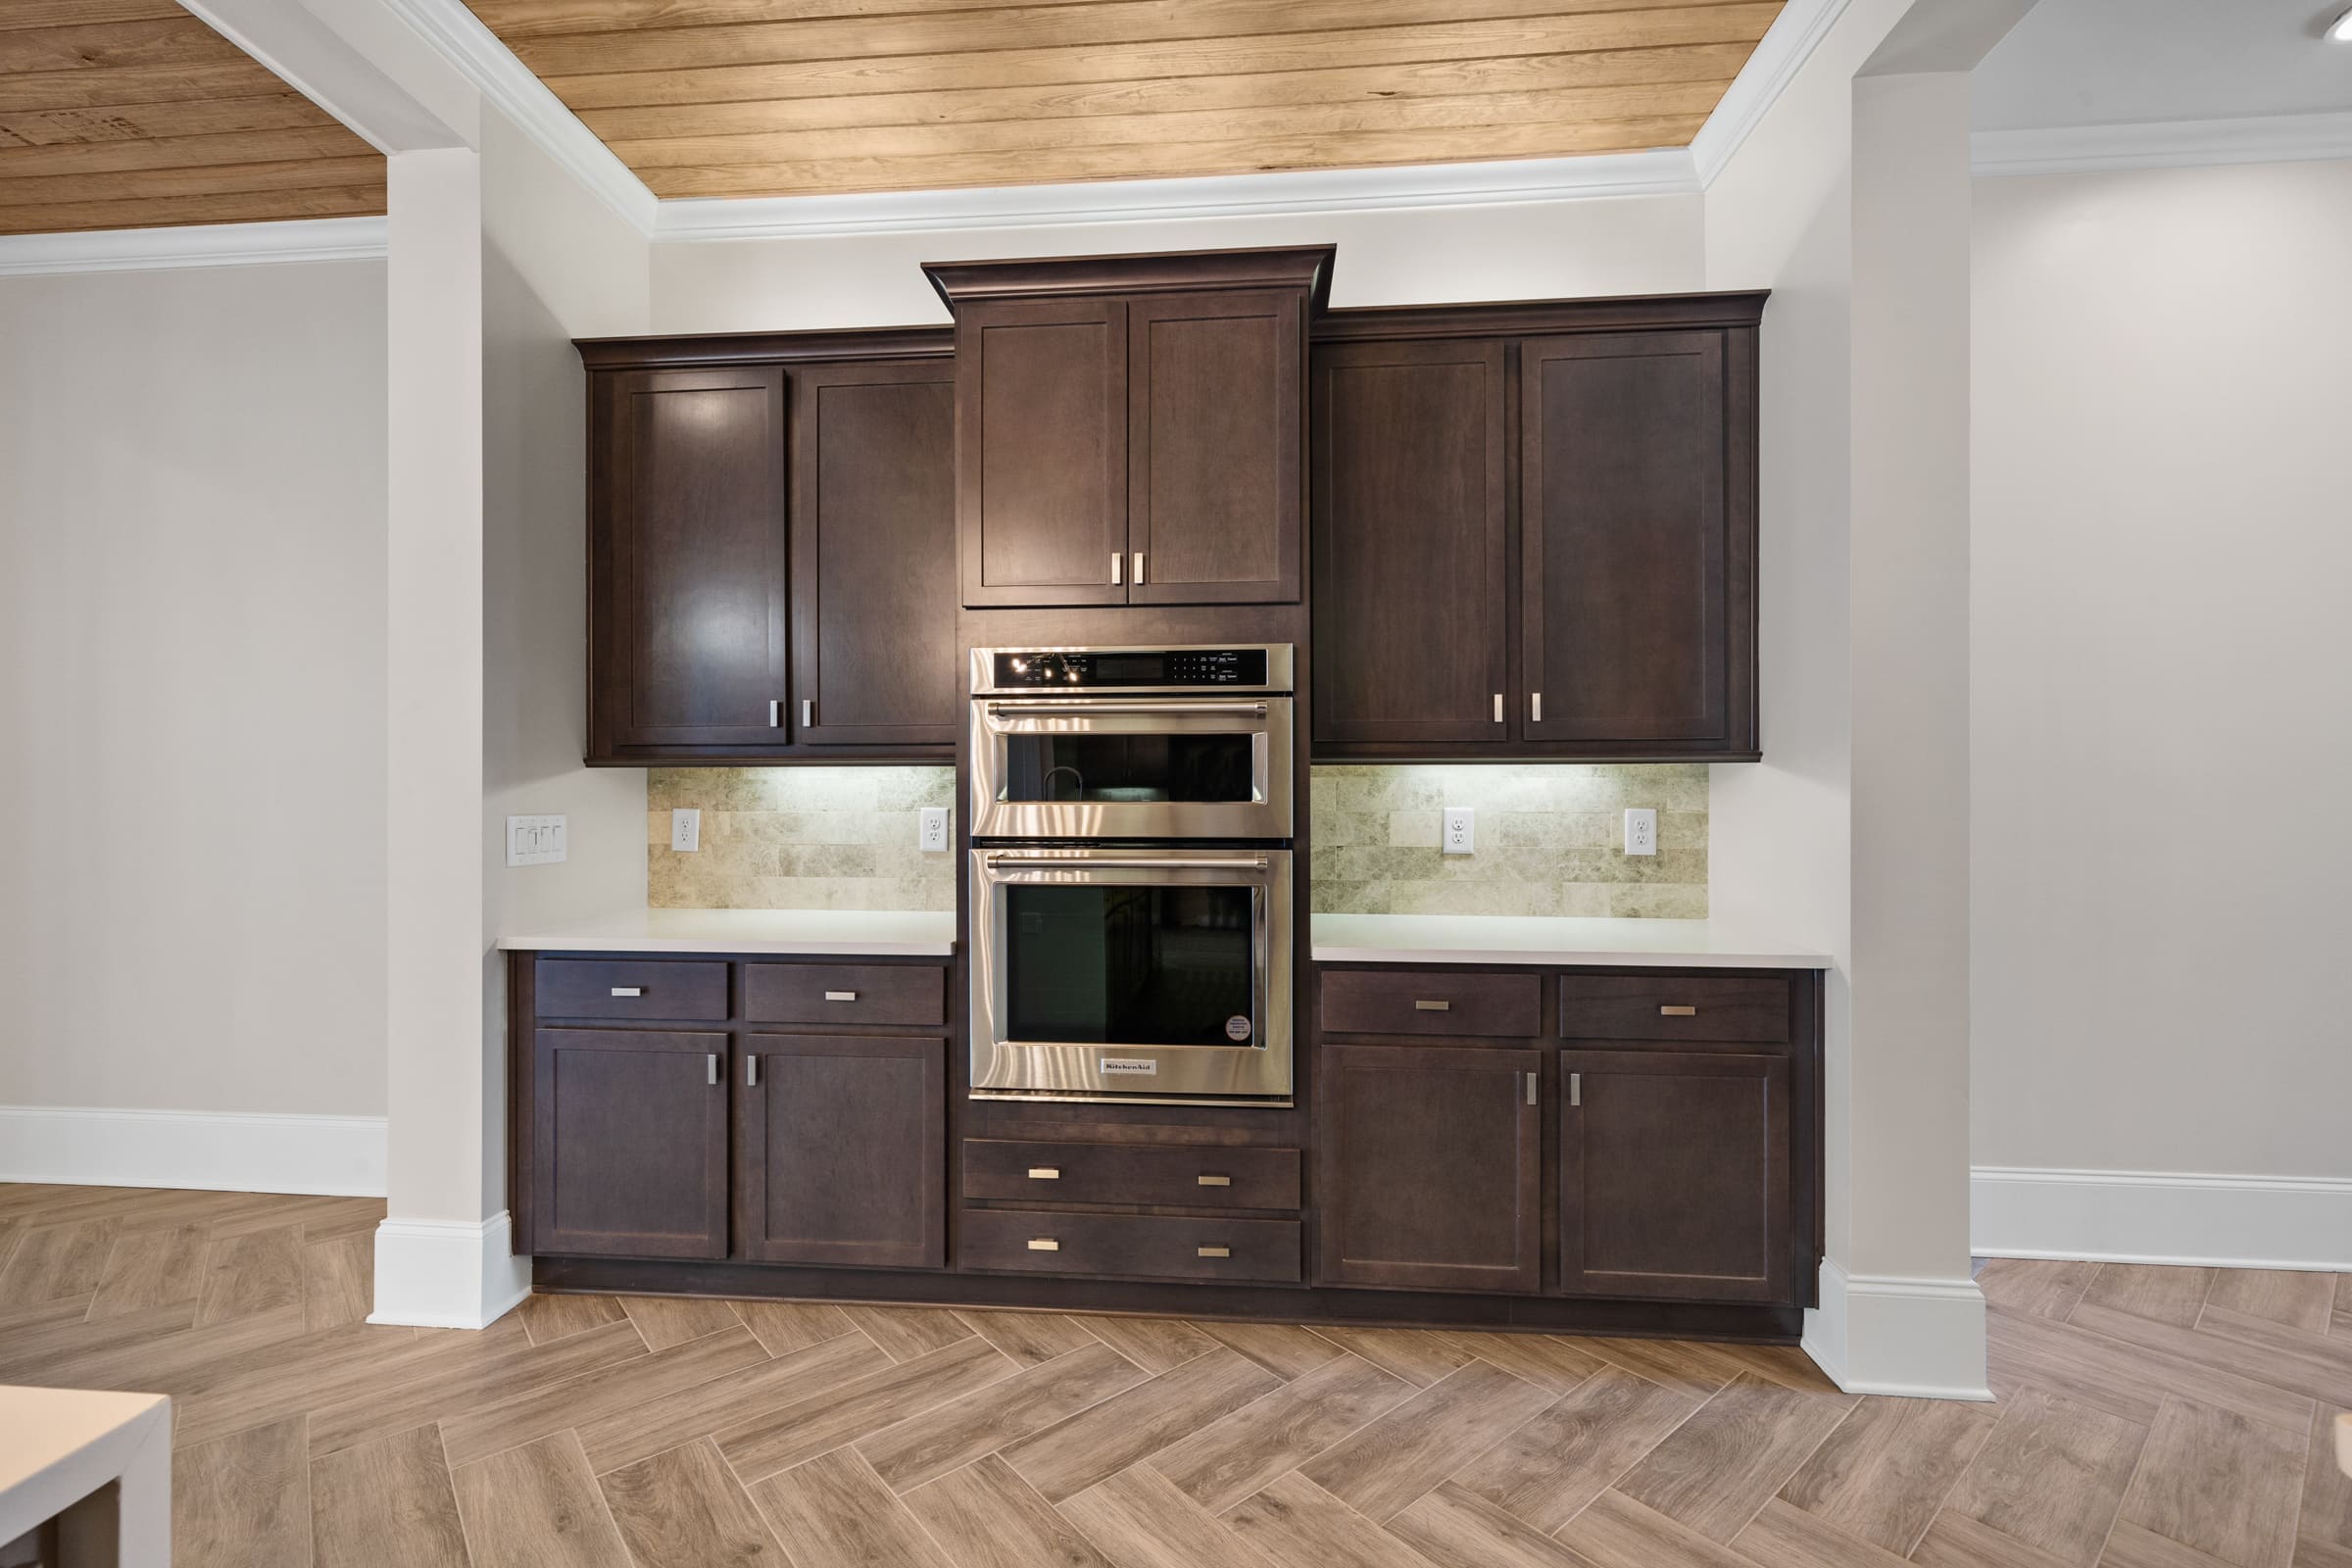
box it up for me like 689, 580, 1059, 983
651, 762, 1706, 918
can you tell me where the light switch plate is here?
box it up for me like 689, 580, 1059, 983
1624, 808, 1657, 857
507, 814, 566, 867
918, 807, 952, 853
1443, 807, 1475, 856
670, 808, 701, 853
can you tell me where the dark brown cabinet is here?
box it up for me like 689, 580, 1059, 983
1309, 295, 1764, 761
737, 1035, 946, 1269
1558, 1048, 1789, 1302
528, 1028, 729, 1259
1315, 1043, 1542, 1294
581, 330, 956, 764
926, 248, 1329, 610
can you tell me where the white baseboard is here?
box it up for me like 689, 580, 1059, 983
369, 1213, 531, 1330
0, 1104, 386, 1196
1805, 1259, 1992, 1400
1972, 1166, 2352, 1271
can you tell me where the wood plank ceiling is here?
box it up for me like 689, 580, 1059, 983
468, 0, 1789, 201
0, 0, 384, 236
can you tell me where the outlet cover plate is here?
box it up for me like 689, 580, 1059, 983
507, 814, 566, 867
1443, 807, 1475, 856
918, 807, 952, 853
670, 808, 701, 853
1623, 808, 1657, 857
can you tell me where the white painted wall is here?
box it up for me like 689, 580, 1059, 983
649, 194, 1704, 331
0, 262, 389, 1126
1969, 159, 2352, 1260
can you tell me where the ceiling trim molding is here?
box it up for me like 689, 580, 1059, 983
1972, 112, 2352, 177
0, 217, 389, 278
371, 0, 657, 234
651, 149, 1701, 243
1689, 0, 1856, 187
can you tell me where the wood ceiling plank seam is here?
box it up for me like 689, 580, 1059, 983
0, 17, 252, 76
0, 0, 185, 30
0, 152, 388, 208
535, 7, 1781, 111
0, 63, 304, 115
0, 95, 347, 151
469, 0, 1134, 39
0, 183, 387, 236
0, 123, 376, 175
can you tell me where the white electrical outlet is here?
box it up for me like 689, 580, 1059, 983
670, 808, 701, 853
1624, 808, 1658, 857
506, 814, 566, 867
918, 807, 952, 853
1443, 807, 1475, 856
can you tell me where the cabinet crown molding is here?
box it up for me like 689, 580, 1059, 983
574, 324, 953, 371
1313, 289, 1769, 343
922, 244, 1337, 315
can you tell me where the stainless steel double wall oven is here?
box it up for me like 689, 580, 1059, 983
968, 645, 1296, 1105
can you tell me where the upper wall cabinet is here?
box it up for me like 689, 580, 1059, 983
925, 248, 1331, 609
581, 330, 957, 765
1310, 295, 1764, 762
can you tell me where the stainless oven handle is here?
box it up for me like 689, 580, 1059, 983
984, 700, 1269, 716
984, 854, 1269, 871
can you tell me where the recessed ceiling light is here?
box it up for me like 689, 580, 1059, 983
2332, 6, 2352, 40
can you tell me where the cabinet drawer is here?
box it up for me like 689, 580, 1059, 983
1319, 968, 1541, 1038
743, 963, 945, 1027
536, 959, 729, 1021
963, 1141, 1300, 1211
1557, 975, 1789, 1044
959, 1208, 1300, 1284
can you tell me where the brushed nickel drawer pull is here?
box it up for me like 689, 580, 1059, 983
610, 986, 643, 997
746, 1056, 760, 1088
1197, 1174, 1231, 1187
706, 1054, 719, 1086
1569, 1071, 1582, 1107
825, 990, 858, 1002
1660, 1004, 1697, 1016
1413, 999, 1451, 1011
1027, 1238, 1059, 1251
1027, 1167, 1061, 1181
1197, 1246, 1230, 1258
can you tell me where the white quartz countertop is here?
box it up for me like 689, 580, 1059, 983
1310, 914, 1829, 969
498, 908, 956, 956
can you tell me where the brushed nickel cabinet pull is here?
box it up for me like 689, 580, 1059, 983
1493, 693, 1503, 723
1197, 1174, 1231, 1188
1413, 999, 1451, 1011
1660, 1004, 1697, 1016
1197, 1246, 1230, 1258
1111, 552, 1122, 585
706, 1054, 719, 1086
1526, 1070, 1539, 1105
610, 986, 643, 997
824, 991, 858, 1003
1027, 1167, 1061, 1181
1532, 691, 1544, 722
1027, 1238, 1059, 1251
768, 700, 781, 727
802, 699, 813, 726
1133, 552, 1146, 585
1569, 1071, 1582, 1107
746, 1056, 760, 1088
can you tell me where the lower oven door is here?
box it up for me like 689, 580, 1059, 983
971, 846, 1293, 1105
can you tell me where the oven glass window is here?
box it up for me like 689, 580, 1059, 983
1000, 734, 1255, 804
1005, 885, 1256, 1047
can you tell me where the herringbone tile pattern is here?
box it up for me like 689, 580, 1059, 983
3, 1184, 2346, 1568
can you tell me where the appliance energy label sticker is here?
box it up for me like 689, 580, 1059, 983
1099, 1058, 1158, 1076
1224, 1015, 1252, 1041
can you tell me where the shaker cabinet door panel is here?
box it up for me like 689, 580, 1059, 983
737, 1034, 946, 1269
1558, 1048, 1790, 1303
1316, 1044, 1542, 1294
789, 361, 959, 745
1127, 290, 1301, 605
1522, 332, 1731, 745
1311, 339, 1509, 744
531, 1029, 729, 1259
592, 367, 789, 751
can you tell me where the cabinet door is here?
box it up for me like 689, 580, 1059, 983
737, 1035, 946, 1269
1558, 1048, 1789, 1302
789, 361, 958, 745
1311, 340, 1508, 744
531, 1030, 728, 1258
1522, 332, 1730, 744
1317, 1045, 1541, 1293
957, 297, 1128, 608
1127, 290, 1301, 605
592, 367, 788, 751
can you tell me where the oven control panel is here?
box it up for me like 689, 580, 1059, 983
984, 647, 1278, 691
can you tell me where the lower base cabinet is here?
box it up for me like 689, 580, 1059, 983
737, 1035, 947, 1269
530, 1029, 730, 1258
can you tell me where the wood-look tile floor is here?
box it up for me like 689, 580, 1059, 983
3, 1184, 2346, 1568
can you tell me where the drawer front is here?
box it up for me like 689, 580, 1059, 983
959, 1208, 1301, 1284
536, 958, 729, 1021
963, 1140, 1300, 1210
1320, 968, 1541, 1038
743, 963, 946, 1028
1557, 975, 1789, 1044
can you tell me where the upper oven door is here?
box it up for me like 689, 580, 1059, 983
969, 696, 1294, 842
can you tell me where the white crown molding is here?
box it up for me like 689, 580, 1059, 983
1690, 0, 1857, 187
1973, 1164, 2352, 1269
1973, 112, 2352, 176
371, 0, 657, 234
0, 217, 388, 277
0, 1104, 386, 1195
652, 149, 1700, 243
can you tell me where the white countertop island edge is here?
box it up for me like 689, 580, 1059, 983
1310, 914, 1829, 970
497, 907, 956, 956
